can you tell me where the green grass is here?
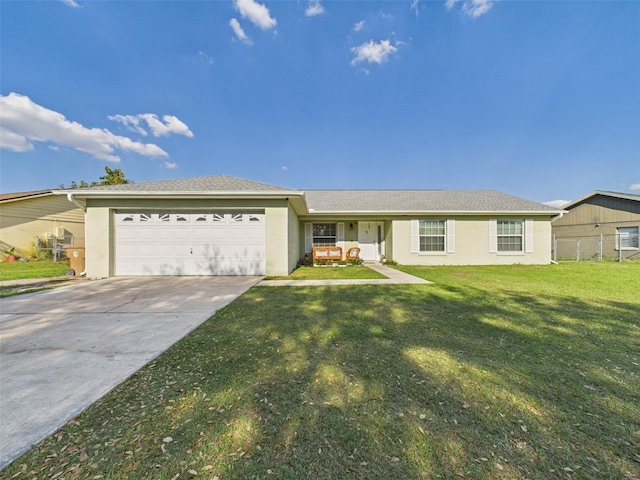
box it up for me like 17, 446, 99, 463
266, 265, 387, 280
0, 260, 70, 281
2, 264, 638, 479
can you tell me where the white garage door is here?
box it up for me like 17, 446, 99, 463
115, 211, 265, 276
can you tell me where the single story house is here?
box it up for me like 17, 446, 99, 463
552, 191, 640, 260
0, 190, 85, 259
55, 175, 562, 278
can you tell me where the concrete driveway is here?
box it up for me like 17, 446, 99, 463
0, 276, 260, 470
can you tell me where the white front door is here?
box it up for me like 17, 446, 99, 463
358, 221, 383, 261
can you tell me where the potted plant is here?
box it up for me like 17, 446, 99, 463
5, 247, 17, 262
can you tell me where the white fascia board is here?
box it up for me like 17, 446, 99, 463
54, 190, 304, 199
303, 210, 564, 216
54, 189, 308, 214
1, 192, 54, 204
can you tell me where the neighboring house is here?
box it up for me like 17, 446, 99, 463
552, 191, 640, 260
55, 175, 562, 278
0, 190, 85, 258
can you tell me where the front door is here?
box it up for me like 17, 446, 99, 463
358, 221, 383, 261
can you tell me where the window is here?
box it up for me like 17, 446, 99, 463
411, 219, 455, 254
305, 223, 344, 252
313, 223, 337, 246
419, 220, 445, 252
497, 220, 523, 252
617, 227, 639, 250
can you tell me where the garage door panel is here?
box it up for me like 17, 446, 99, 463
192, 228, 215, 242
228, 227, 263, 241
115, 211, 265, 276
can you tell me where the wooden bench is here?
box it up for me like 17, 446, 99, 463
312, 246, 343, 262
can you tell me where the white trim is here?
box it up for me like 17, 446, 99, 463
410, 219, 419, 253
446, 219, 455, 253
305, 223, 313, 253
489, 219, 497, 253
337, 222, 345, 249
525, 219, 534, 253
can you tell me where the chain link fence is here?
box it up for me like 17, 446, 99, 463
553, 234, 640, 262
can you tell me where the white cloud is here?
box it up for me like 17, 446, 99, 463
446, 0, 493, 18
410, 0, 420, 15
234, 0, 277, 30
351, 39, 398, 66
164, 161, 178, 169
629, 183, 640, 191
544, 200, 570, 209
444, 0, 458, 10
142, 114, 193, 138
354, 20, 365, 32
463, 0, 493, 18
109, 113, 194, 138
108, 114, 148, 136
230, 18, 252, 44
305, 0, 324, 17
198, 51, 214, 66
281, 165, 288, 171
0, 127, 34, 152
61, 0, 79, 7
0, 93, 168, 162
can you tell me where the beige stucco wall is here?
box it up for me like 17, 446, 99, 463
265, 206, 291, 276
297, 216, 552, 265
1, 195, 84, 257
287, 204, 300, 273
85, 206, 111, 278
83, 198, 293, 278
392, 216, 552, 265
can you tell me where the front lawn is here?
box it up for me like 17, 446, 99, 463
0, 260, 69, 281
266, 265, 387, 280
3, 264, 638, 479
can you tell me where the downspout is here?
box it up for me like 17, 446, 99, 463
67, 193, 86, 212
67, 193, 87, 276
549, 211, 565, 265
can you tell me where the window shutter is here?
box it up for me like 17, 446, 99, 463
525, 219, 534, 253
446, 219, 455, 253
489, 219, 497, 253
337, 222, 345, 249
305, 223, 313, 253
410, 219, 419, 253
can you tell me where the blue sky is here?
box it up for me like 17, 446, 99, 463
1, 0, 639, 205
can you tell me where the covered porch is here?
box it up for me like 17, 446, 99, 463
300, 219, 390, 263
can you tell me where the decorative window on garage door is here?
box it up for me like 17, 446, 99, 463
116, 212, 264, 224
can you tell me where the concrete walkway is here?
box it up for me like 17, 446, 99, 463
0, 276, 260, 470
258, 263, 430, 286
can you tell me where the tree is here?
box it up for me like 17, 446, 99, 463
98, 166, 132, 186
61, 167, 133, 189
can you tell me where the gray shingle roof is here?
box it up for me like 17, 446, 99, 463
304, 190, 559, 213
65, 175, 559, 213
79, 175, 298, 193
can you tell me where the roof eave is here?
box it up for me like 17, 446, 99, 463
54, 190, 304, 199
304, 209, 563, 216
0, 191, 54, 203
563, 190, 640, 210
